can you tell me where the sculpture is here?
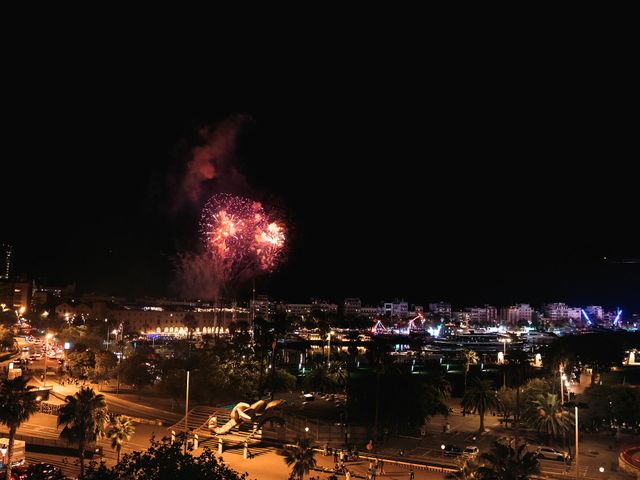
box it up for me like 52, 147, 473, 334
209, 399, 285, 435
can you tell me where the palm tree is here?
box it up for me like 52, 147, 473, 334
527, 393, 574, 443
462, 378, 500, 433
284, 437, 316, 480
477, 441, 539, 480
461, 350, 478, 392
57, 387, 108, 478
305, 363, 337, 393
0, 376, 39, 480
107, 414, 135, 463
447, 457, 481, 480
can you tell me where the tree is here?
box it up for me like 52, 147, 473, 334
0, 325, 14, 350
272, 369, 297, 392
461, 350, 478, 392
476, 441, 539, 480
107, 415, 136, 463
0, 376, 40, 480
92, 351, 118, 388
526, 393, 574, 442
118, 354, 156, 392
83, 438, 246, 480
66, 350, 96, 379
183, 313, 197, 342
284, 437, 317, 480
305, 363, 337, 393
497, 387, 517, 426
462, 379, 501, 433
447, 457, 481, 480
58, 387, 108, 479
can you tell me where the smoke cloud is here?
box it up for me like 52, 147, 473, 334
172, 251, 221, 301
173, 114, 253, 212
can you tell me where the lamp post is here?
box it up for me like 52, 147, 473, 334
563, 401, 588, 480
327, 330, 334, 367
500, 338, 511, 388
441, 444, 445, 458
184, 370, 190, 454
43, 333, 53, 388
104, 319, 109, 350
560, 364, 565, 403
113, 329, 121, 394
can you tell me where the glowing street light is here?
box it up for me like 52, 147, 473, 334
441, 444, 445, 458
43, 333, 54, 388
563, 401, 589, 480
499, 338, 512, 387
327, 330, 335, 366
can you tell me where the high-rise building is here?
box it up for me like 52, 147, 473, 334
586, 305, 604, 321
0, 280, 30, 311
466, 305, 498, 324
500, 304, 534, 325
1, 243, 12, 280
383, 301, 409, 317
544, 303, 569, 322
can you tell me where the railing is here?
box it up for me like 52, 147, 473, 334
39, 402, 62, 415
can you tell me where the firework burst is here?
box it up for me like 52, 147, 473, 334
199, 193, 285, 287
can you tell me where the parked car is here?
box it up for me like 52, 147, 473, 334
536, 446, 568, 461
463, 446, 479, 458
0, 465, 29, 480
27, 462, 64, 479
443, 444, 462, 456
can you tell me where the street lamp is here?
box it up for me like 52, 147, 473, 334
499, 338, 511, 387
43, 333, 53, 388
104, 319, 109, 350
327, 330, 334, 366
563, 401, 589, 480
184, 370, 190, 454
441, 444, 445, 458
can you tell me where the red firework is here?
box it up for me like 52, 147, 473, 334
199, 193, 285, 284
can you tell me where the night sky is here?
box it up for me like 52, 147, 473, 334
2, 66, 638, 311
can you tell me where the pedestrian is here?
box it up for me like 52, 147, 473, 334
334, 450, 339, 465
371, 464, 377, 480
409, 468, 415, 480
345, 468, 351, 480
379, 458, 385, 475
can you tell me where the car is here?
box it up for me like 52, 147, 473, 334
443, 444, 462, 456
27, 462, 64, 479
463, 446, 479, 458
0, 465, 29, 480
536, 446, 568, 461
21, 346, 29, 351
